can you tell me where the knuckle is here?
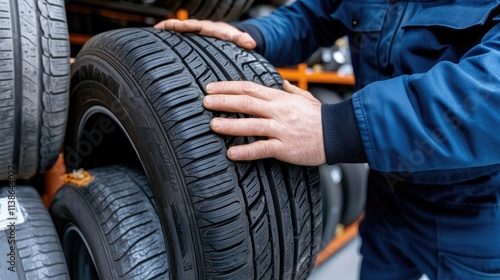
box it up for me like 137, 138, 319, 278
241, 96, 255, 111
241, 81, 259, 95
256, 142, 272, 158
257, 120, 270, 136
222, 119, 232, 132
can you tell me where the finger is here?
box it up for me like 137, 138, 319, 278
210, 117, 273, 137
154, 19, 193, 32
172, 19, 204, 33
206, 81, 279, 101
154, 19, 204, 33
203, 95, 272, 117
195, 22, 255, 49
153, 19, 174, 30
227, 139, 282, 161
282, 80, 318, 102
200, 21, 241, 41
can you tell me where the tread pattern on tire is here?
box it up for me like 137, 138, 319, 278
0, 186, 69, 279
51, 165, 169, 280
0, 0, 70, 180
72, 28, 321, 279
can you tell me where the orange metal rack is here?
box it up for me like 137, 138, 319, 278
277, 63, 355, 90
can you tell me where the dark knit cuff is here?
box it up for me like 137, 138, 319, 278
322, 99, 367, 165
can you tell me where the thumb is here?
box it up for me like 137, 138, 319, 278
234, 32, 257, 50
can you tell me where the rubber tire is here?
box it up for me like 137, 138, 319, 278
162, 0, 255, 21
339, 164, 368, 227
309, 87, 343, 105
50, 165, 169, 279
269, 0, 291, 7
0, 0, 70, 180
66, 28, 321, 280
246, 4, 276, 19
0, 185, 69, 279
318, 164, 343, 250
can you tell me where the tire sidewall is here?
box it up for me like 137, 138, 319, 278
66, 54, 203, 279
50, 187, 114, 279
339, 163, 368, 226
319, 164, 343, 249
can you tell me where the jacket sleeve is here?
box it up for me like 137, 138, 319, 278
352, 18, 500, 173
239, 0, 344, 66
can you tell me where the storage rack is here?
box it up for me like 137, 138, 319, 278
277, 63, 355, 90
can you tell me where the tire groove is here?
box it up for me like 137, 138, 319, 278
10, 0, 22, 173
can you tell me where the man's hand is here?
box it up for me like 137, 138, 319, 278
154, 19, 256, 50
203, 80, 326, 166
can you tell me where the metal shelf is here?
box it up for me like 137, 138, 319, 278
277, 63, 355, 90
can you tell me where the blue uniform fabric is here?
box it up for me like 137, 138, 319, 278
235, 0, 500, 279
360, 169, 500, 279
241, 0, 500, 183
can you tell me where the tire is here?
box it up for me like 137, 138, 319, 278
0, 185, 69, 279
318, 164, 343, 250
246, 4, 276, 19
66, 28, 321, 280
269, 0, 292, 6
309, 87, 343, 105
339, 164, 368, 226
161, 0, 255, 21
0, 0, 70, 180
50, 165, 169, 279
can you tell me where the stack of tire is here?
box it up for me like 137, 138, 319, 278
69, 0, 256, 21
160, 0, 256, 20
0, 0, 70, 278
3, 0, 323, 279
243, 0, 294, 20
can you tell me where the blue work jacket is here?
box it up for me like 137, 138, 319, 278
239, 0, 500, 184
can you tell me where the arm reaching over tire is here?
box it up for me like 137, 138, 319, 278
203, 80, 326, 166
154, 19, 256, 50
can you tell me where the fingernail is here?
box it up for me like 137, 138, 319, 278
243, 37, 253, 45
228, 148, 238, 159
203, 96, 212, 106
211, 119, 222, 130
206, 83, 214, 93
